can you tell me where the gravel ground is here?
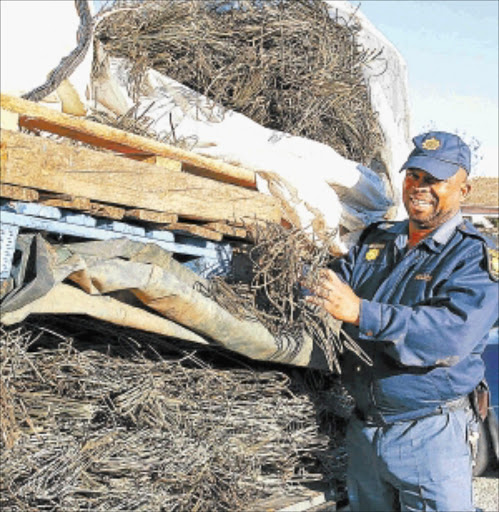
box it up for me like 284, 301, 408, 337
473, 468, 499, 512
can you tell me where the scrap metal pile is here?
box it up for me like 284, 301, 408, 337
0, 1, 384, 509
96, 0, 384, 164
206, 222, 369, 373
0, 318, 353, 511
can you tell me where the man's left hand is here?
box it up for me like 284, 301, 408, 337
305, 269, 361, 325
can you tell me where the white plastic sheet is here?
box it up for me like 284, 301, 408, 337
98, 57, 394, 247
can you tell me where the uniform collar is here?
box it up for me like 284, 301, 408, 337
420, 212, 463, 252
376, 213, 463, 253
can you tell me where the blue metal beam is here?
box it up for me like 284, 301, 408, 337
1, 200, 234, 280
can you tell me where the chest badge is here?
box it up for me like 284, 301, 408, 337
365, 248, 380, 261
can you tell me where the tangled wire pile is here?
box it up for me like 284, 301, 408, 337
1, 318, 353, 511
206, 223, 370, 373
95, 0, 384, 164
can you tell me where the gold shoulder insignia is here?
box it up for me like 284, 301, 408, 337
487, 247, 499, 281
422, 137, 440, 150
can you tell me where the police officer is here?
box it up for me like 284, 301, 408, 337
307, 131, 498, 511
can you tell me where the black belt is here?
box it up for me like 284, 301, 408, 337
355, 395, 471, 426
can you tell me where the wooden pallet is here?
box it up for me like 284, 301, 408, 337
0, 183, 251, 242
1, 94, 256, 188
0, 94, 282, 241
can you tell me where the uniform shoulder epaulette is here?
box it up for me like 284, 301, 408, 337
458, 221, 498, 281
358, 220, 401, 245
457, 220, 487, 239
457, 220, 497, 246
358, 221, 386, 244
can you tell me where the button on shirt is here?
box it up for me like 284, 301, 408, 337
331, 213, 498, 423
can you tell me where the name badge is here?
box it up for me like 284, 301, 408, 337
414, 273, 432, 282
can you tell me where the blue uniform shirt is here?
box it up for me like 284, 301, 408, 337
331, 213, 499, 423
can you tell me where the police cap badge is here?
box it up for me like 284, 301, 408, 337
422, 137, 441, 151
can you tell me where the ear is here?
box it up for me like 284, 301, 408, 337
460, 182, 471, 201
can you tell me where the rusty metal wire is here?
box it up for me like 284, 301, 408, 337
209, 223, 333, 328
85, 104, 159, 140
1, 318, 351, 511
95, 0, 384, 164
205, 222, 370, 373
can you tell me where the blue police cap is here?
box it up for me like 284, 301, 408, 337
400, 131, 471, 179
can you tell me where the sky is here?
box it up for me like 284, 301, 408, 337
357, 0, 498, 177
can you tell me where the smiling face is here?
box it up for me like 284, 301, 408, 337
402, 168, 470, 231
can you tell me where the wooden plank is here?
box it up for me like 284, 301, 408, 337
204, 221, 248, 239
182, 162, 252, 186
39, 195, 92, 210
38, 191, 73, 201
157, 222, 223, 241
86, 202, 125, 220
1, 93, 257, 189
0, 183, 39, 202
248, 489, 336, 512
12, 189, 134, 222
124, 209, 178, 224
0, 130, 281, 224
5, 188, 126, 222
126, 154, 182, 172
